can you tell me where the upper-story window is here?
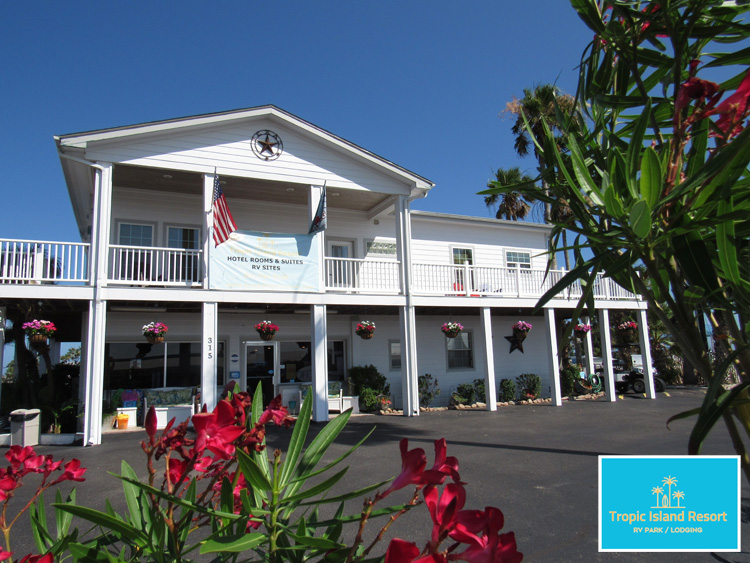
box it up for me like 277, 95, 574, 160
168, 227, 200, 251
452, 247, 474, 265
119, 223, 153, 247
506, 251, 531, 269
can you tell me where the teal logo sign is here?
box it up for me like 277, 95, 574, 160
599, 456, 740, 552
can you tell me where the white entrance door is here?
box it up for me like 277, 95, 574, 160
326, 240, 354, 288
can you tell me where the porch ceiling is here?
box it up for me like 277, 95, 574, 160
113, 164, 393, 212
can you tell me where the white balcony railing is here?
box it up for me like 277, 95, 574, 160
411, 262, 638, 300
324, 257, 400, 293
0, 239, 89, 284
108, 245, 203, 286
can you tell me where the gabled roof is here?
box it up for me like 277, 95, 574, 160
55, 105, 433, 191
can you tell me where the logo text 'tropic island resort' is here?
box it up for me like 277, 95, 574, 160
608, 475, 727, 534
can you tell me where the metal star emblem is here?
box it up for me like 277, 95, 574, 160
505, 334, 525, 353
251, 129, 283, 161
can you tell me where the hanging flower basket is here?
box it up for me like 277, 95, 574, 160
574, 323, 591, 338
616, 321, 637, 342
143, 322, 168, 344
513, 321, 532, 340
355, 321, 376, 340
255, 320, 279, 341
23, 320, 56, 349
441, 321, 463, 338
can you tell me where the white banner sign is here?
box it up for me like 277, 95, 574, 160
210, 230, 321, 292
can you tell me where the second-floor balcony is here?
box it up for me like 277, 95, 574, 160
0, 239, 639, 301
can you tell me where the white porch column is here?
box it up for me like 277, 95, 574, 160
203, 173, 216, 288
481, 307, 497, 411
81, 163, 113, 446
202, 302, 218, 411
395, 195, 419, 416
637, 309, 656, 399
82, 299, 107, 446
544, 309, 562, 406
598, 309, 617, 402
311, 304, 329, 421
582, 316, 595, 376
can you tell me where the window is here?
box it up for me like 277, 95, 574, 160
119, 223, 153, 247
168, 227, 200, 250
447, 332, 474, 370
389, 340, 401, 370
452, 248, 473, 266
278, 341, 346, 383
506, 251, 531, 269
365, 240, 397, 257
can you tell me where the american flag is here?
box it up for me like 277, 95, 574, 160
212, 175, 237, 246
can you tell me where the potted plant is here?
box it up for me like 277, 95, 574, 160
574, 323, 591, 338
142, 322, 168, 344
441, 321, 463, 338
22, 319, 56, 348
355, 321, 376, 340
512, 320, 532, 340
255, 320, 279, 341
616, 321, 638, 343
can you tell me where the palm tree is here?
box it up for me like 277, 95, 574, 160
651, 486, 663, 507
483, 167, 536, 221
672, 490, 685, 508
662, 475, 678, 507
506, 84, 578, 268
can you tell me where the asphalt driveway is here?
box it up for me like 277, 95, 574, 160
4, 388, 750, 562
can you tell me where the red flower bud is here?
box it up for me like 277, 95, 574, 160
145, 406, 158, 439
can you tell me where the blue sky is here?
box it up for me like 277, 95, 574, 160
0, 1, 592, 242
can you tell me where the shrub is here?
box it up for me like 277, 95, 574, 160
473, 378, 486, 403
560, 366, 579, 397
418, 374, 440, 407
499, 379, 516, 402
359, 387, 382, 413
453, 383, 476, 405
348, 364, 390, 396
516, 373, 541, 400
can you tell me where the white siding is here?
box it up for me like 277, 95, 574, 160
85, 119, 413, 196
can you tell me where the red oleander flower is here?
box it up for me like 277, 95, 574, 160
711, 68, 750, 137
384, 539, 448, 563
18, 554, 53, 563
378, 438, 428, 499
166, 458, 188, 485
192, 400, 245, 459
425, 483, 468, 545
0, 474, 17, 501
422, 439, 463, 486
0, 547, 11, 561
675, 77, 720, 114
258, 395, 293, 428
51, 459, 86, 485
6, 446, 40, 473
449, 507, 523, 563
145, 406, 158, 439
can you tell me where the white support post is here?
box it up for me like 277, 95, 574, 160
515, 265, 522, 297
637, 309, 656, 399
583, 316, 595, 376
311, 304, 329, 421
481, 307, 497, 411
399, 305, 419, 416
202, 302, 218, 411
598, 309, 617, 402
395, 195, 419, 416
544, 309, 562, 406
203, 174, 215, 289
82, 299, 107, 446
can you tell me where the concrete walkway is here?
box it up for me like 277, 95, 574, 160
4, 388, 750, 562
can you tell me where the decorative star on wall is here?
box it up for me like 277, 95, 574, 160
505, 334, 525, 353
251, 129, 283, 161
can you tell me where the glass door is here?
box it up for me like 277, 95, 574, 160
245, 341, 278, 400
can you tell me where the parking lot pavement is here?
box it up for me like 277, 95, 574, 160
5, 388, 750, 562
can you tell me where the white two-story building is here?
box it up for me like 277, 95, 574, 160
0, 106, 653, 446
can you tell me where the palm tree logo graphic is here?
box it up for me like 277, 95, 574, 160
651, 475, 684, 509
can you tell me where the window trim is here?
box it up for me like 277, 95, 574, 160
446, 330, 475, 371
450, 246, 474, 266
115, 220, 157, 247
505, 249, 532, 269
